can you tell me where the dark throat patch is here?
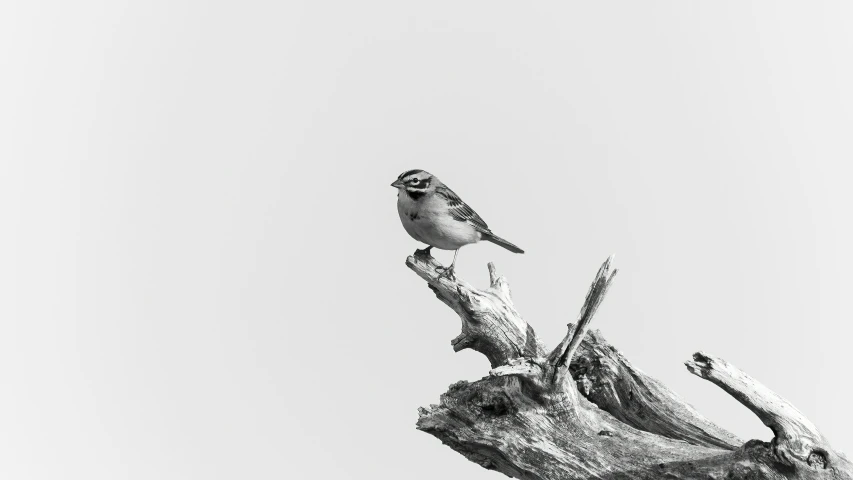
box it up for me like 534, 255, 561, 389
406, 188, 426, 200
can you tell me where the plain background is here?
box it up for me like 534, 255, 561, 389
1, 1, 852, 479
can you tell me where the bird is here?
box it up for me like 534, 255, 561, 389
391, 169, 523, 277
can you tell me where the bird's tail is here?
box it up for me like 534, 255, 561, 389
482, 232, 524, 254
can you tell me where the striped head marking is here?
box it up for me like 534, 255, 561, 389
391, 169, 435, 199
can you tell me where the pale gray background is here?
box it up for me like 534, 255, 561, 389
1, 1, 851, 479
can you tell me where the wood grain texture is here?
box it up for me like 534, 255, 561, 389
406, 251, 851, 479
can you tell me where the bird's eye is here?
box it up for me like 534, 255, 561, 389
409, 178, 420, 185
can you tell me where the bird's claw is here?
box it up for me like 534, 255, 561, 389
435, 265, 456, 280
415, 246, 433, 257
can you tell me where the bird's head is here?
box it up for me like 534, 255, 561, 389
391, 169, 437, 198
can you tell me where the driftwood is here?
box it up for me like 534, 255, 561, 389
406, 251, 851, 480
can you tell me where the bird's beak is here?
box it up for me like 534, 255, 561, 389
390, 179, 404, 188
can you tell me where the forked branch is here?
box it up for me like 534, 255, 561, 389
406, 251, 851, 479
547, 255, 617, 387
405, 250, 544, 367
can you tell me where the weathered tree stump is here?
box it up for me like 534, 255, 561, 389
406, 251, 851, 480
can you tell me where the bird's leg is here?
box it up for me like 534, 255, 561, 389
436, 249, 459, 279
415, 245, 433, 257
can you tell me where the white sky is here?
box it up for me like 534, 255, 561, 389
2, 1, 852, 479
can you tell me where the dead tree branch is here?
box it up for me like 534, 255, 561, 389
406, 251, 851, 479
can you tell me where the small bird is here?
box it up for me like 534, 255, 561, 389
391, 169, 523, 277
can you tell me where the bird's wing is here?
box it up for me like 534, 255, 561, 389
435, 186, 491, 233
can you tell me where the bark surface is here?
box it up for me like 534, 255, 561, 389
406, 251, 851, 480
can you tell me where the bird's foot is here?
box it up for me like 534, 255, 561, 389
415, 246, 433, 257
435, 264, 456, 280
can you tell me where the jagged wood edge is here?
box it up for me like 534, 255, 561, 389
406, 251, 852, 479
406, 251, 737, 449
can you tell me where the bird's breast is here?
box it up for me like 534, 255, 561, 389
396, 194, 480, 250
397, 195, 425, 242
